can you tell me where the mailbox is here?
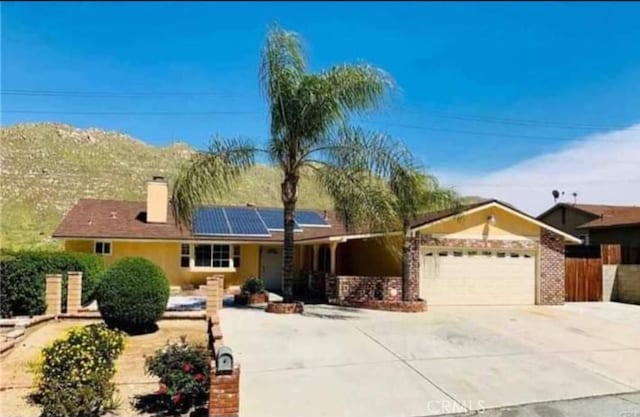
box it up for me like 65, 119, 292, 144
216, 346, 234, 374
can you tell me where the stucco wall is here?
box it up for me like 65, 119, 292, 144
420, 206, 540, 239
64, 239, 260, 288
335, 237, 402, 277
602, 264, 618, 301
615, 265, 640, 304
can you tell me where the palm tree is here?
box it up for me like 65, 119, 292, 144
389, 171, 460, 300
172, 25, 417, 297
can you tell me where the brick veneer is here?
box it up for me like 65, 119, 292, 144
328, 275, 403, 302
417, 235, 537, 250
265, 301, 304, 314
539, 228, 566, 305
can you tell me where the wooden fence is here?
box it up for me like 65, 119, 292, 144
565, 257, 602, 301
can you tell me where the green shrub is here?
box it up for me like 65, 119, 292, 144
32, 323, 126, 417
241, 276, 265, 295
97, 257, 169, 334
144, 337, 209, 412
0, 250, 106, 318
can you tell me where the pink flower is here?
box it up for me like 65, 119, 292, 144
172, 393, 182, 405
182, 362, 193, 373
157, 383, 167, 394
194, 373, 204, 382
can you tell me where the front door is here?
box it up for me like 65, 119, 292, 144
261, 246, 283, 292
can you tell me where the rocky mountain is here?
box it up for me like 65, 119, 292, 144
0, 123, 332, 249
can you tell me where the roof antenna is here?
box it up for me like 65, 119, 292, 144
572, 192, 578, 204
552, 190, 560, 203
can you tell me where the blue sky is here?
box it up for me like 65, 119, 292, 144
2, 2, 640, 213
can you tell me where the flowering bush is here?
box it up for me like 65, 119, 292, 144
32, 323, 126, 417
144, 336, 210, 411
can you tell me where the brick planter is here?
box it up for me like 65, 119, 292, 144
233, 291, 269, 306
265, 301, 304, 314
337, 299, 426, 313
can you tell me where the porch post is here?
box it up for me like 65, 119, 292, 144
313, 244, 319, 271
329, 242, 338, 275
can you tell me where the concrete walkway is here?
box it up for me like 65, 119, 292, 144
219, 302, 640, 417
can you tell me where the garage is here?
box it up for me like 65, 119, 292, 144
419, 248, 536, 305
410, 200, 582, 306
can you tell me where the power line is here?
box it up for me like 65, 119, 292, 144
0, 89, 244, 98
359, 119, 639, 144
4, 88, 638, 131
2, 110, 256, 116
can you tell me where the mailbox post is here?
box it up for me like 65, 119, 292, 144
215, 346, 234, 374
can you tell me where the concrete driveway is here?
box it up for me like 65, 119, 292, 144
219, 302, 640, 417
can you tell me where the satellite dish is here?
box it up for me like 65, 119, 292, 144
552, 190, 560, 202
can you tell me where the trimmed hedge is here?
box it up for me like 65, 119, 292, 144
0, 250, 106, 318
97, 257, 169, 334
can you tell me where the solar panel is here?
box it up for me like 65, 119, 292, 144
225, 207, 271, 236
295, 210, 330, 227
192, 207, 231, 235
257, 208, 302, 231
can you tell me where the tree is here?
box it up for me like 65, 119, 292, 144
389, 170, 460, 300
171, 24, 417, 297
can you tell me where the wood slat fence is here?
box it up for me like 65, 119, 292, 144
565, 257, 602, 301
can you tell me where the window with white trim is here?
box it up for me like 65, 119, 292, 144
194, 244, 235, 268
180, 244, 190, 268
94, 241, 111, 255
233, 245, 241, 268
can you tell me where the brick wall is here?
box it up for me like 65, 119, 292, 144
327, 275, 403, 303
539, 229, 565, 305
209, 367, 240, 417
615, 265, 640, 304
45, 274, 62, 315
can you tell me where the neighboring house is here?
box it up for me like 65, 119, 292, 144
54, 177, 580, 306
538, 203, 640, 246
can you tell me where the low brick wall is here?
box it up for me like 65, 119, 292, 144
334, 299, 426, 313
207, 309, 240, 417
327, 275, 403, 303
326, 275, 425, 312
615, 265, 640, 305
265, 301, 304, 314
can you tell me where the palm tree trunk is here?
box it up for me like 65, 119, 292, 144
281, 172, 299, 299
402, 219, 412, 301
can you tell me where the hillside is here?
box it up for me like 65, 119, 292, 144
0, 123, 332, 249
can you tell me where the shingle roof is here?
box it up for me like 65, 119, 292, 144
576, 206, 640, 229
538, 202, 640, 229
52, 199, 348, 242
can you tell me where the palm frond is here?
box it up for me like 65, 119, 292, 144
320, 64, 394, 115
171, 137, 258, 228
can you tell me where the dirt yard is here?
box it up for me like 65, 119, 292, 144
0, 319, 207, 417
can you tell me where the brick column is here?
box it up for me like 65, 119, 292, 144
406, 237, 420, 301
216, 275, 224, 310
66, 271, 83, 314
206, 276, 221, 318
539, 229, 565, 305
209, 364, 240, 417
45, 274, 62, 316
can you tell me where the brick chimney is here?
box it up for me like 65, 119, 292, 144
146, 176, 168, 223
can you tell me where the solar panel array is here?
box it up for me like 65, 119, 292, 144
193, 207, 329, 237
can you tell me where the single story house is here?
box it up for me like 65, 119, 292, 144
538, 203, 640, 246
53, 177, 580, 306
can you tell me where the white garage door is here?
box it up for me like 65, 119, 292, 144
419, 249, 536, 305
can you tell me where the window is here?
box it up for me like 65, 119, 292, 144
180, 244, 190, 268
482, 251, 492, 257
233, 246, 241, 268
496, 252, 506, 258
510, 253, 520, 258
453, 251, 463, 257
194, 244, 231, 268
94, 241, 111, 255
467, 251, 478, 256
438, 251, 449, 257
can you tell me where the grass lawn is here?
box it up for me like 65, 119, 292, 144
0, 319, 207, 417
